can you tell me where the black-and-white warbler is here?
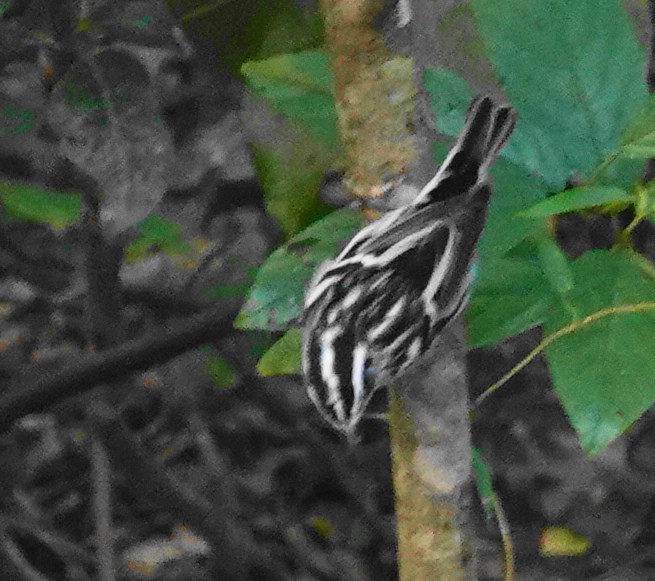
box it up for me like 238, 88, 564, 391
301, 96, 517, 438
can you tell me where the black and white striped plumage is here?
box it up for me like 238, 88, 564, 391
301, 96, 517, 438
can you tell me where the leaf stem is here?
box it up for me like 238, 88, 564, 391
585, 150, 620, 185
475, 301, 655, 406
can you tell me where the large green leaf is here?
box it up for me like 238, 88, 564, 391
472, 0, 647, 189
467, 252, 554, 347
235, 208, 365, 330
422, 68, 473, 138
0, 182, 81, 229
544, 250, 655, 455
252, 141, 332, 238
241, 50, 339, 151
534, 232, 574, 300
480, 157, 547, 259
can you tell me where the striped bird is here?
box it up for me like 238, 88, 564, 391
302, 95, 517, 439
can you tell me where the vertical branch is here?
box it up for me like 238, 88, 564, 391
390, 326, 473, 581
91, 438, 115, 581
320, 0, 416, 202
394, 1, 487, 577
320, 1, 473, 579
82, 193, 121, 579
389, 392, 467, 581
82, 193, 123, 350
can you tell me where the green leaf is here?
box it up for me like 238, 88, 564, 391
467, 252, 553, 347
125, 215, 191, 263
257, 3, 323, 59
0, 107, 36, 135
0, 182, 81, 229
472, 0, 647, 189
622, 143, 655, 160
252, 141, 332, 237
422, 68, 473, 137
534, 233, 574, 299
540, 527, 591, 557
481, 156, 547, 258
544, 250, 655, 455
472, 448, 496, 519
257, 328, 302, 376
236, 208, 365, 330
208, 282, 253, 300
206, 355, 237, 388
63, 78, 108, 111
174, 0, 322, 73
521, 186, 632, 217
621, 94, 655, 159
310, 517, 334, 539
242, 50, 339, 151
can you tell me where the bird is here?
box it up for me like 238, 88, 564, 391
301, 95, 517, 439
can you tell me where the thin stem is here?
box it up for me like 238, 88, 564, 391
585, 150, 620, 185
496, 495, 515, 581
475, 302, 655, 406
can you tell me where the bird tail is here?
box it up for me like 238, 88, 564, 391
414, 95, 517, 205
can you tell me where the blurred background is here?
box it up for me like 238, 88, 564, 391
1, 1, 655, 580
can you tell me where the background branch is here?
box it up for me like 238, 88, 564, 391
0, 303, 240, 430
